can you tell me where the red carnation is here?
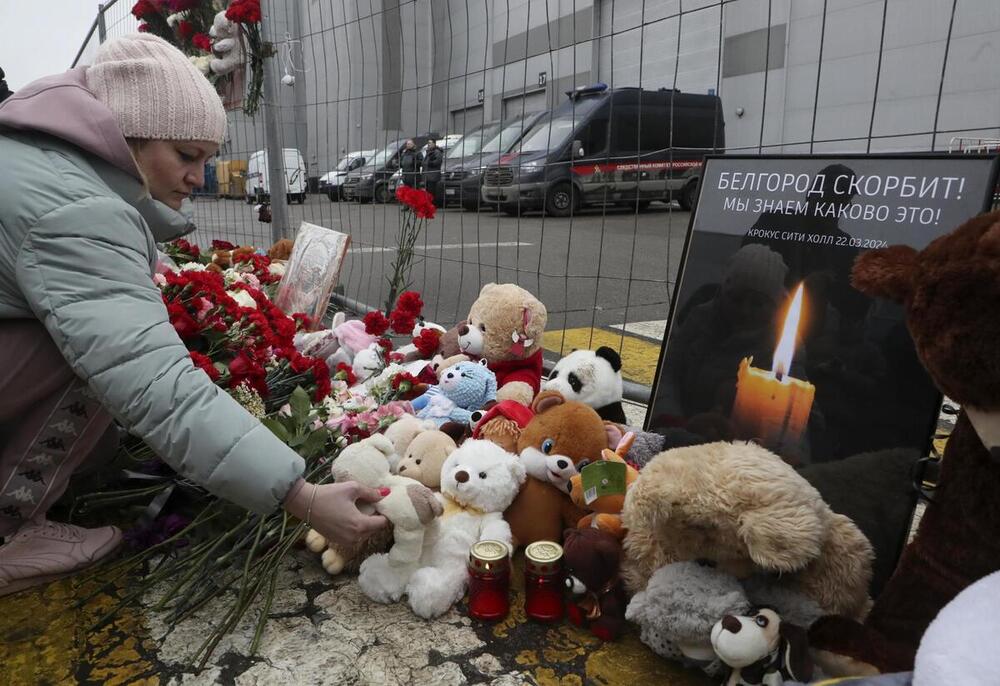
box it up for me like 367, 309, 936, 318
167, 0, 200, 10
211, 239, 236, 250
363, 310, 390, 336
391, 372, 420, 390
167, 301, 199, 340
311, 358, 331, 401
389, 313, 416, 335
229, 351, 268, 396
291, 312, 313, 331
189, 351, 220, 381
377, 337, 394, 352
131, 0, 158, 19
226, 0, 261, 23
335, 362, 357, 386
138, 23, 151, 32
177, 20, 195, 40
412, 328, 441, 358
395, 291, 424, 317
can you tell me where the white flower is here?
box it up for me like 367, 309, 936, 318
268, 262, 287, 277
222, 269, 244, 286
228, 289, 257, 309
180, 262, 207, 272
190, 55, 213, 76
152, 273, 167, 287
166, 11, 188, 27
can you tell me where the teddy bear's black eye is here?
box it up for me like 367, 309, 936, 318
479, 323, 486, 332
541, 439, 554, 454
755, 615, 769, 628
478, 471, 487, 479
415, 459, 422, 464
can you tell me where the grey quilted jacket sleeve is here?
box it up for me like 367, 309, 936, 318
15, 196, 305, 514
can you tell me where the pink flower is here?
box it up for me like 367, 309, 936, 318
153, 273, 167, 287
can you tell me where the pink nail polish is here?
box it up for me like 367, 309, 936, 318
379, 487, 390, 497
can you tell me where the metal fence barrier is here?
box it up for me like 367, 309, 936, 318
76, 0, 1000, 404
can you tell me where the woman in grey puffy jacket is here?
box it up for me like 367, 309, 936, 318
0, 35, 386, 597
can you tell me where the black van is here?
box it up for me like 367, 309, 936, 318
480, 84, 725, 216
342, 135, 431, 203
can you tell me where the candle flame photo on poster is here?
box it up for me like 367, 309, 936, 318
730, 283, 816, 462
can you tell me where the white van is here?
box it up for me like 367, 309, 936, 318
245, 148, 307, 204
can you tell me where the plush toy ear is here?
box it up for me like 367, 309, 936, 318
331, 311, 346, 329
595, 346, 623, 373
604, 421, 625, 450
532, 390, 565, 414
737, 503, 824, 573
980, 218, 1000, 256
478, 283, 499, 297
778, 621, 814, 682
850, 245, 918, 303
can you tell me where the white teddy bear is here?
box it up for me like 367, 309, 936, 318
359, 439, 526, 619
209, 10, 244, 76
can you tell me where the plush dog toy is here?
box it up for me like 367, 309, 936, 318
711, 608, 814, 686
567, 432, 639, 539
457, 283, 547, 406
809, 211, 1000, 675
359, 439, 526, 618
304, 434, 441, 576
563, 527, 629, 641
544, 347, 627, 423
410, 359, 497, 427
622, 441, 875, 620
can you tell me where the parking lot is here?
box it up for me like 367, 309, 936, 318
189, 194, 691, 380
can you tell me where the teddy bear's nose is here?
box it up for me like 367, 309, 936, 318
398, 465, 407, 472
458, 325, 469, 336
454, 470, 469, 483
556, 459, 568, 470
721, 615, 741, 634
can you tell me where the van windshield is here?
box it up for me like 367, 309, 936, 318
480, 121, 529, 154
515, 117, 578, 154
370, 142, 402, 167
446, 124, 501, 159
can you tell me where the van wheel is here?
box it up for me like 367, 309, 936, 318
678, 180, 698, 211
545, 182, 579, 217
374, 183, 389, 204
328, 190, 339, 202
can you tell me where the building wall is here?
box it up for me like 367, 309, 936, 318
291, 0, 1000, 176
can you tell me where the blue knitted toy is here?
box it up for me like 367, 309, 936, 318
411, 360, 497, 427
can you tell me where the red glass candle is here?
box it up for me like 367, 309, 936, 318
524, 540, 564, 622
467, 540, 510, 621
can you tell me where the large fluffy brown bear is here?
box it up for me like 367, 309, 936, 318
621, 441, 874, 620
809, 211, 1000, 675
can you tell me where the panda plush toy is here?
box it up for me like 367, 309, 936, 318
543, 347, 627, 424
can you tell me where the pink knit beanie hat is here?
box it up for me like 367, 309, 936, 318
86, 33, 227, 144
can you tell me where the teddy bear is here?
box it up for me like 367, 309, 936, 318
267, 238, 295, 261
209, 10, 244, 76
500, 391, 620, 547
395, 429, 456, 489
621, 440, 875, 622
358, 439, 526, 618
382, 413, 437, 460
567, 432, 639, 539
303, 434, 441, 576
625, 560, 825, 677
457, 283, 547, 406
563, 527, 629, 641
711, 608, 814, 686
808, 211, 1000, 675
410, 359, 497, 427
544, 347, 627, 424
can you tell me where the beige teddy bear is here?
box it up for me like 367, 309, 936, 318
395, 430, 457, 489
457, 283, 547, 406
304, 434, 441, 575
622, 441, 874, 620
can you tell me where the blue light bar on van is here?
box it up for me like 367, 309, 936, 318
566, 82, 608, 100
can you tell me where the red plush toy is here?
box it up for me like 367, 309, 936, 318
809, 211, 1000, 675
563, 527, 628, 641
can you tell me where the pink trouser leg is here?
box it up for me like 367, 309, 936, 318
0, 320, 113, 537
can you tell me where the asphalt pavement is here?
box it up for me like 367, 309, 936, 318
189, 194, 692, 335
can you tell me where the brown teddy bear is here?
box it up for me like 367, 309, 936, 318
809, 211, 1000, 675
564, 527, 629, 641
395, 430, 456, 489
621, 440, 874, 621
457, 283, 547, 406
267, 237, 295, 261
504, 390, 618, 546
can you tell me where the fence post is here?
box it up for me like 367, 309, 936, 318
97, 2, 107, 44
260, 5, 290, 243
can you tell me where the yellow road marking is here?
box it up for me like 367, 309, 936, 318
543, 327, 662, 386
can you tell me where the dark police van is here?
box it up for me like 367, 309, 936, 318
481, 84, 725, 216
342, 135, 431, 203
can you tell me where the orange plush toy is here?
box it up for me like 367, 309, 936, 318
568, 432, 639, 540
503, 391, 619, 546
